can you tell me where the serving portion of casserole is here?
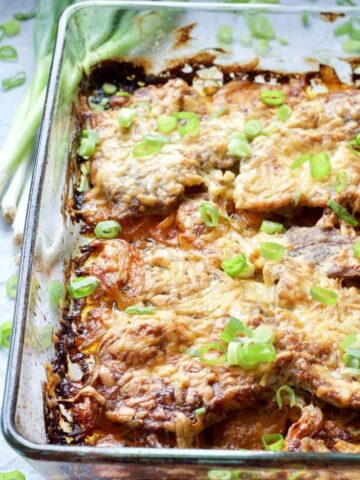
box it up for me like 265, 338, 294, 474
46, 63, 360, 453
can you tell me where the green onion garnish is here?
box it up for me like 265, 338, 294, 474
118, 107, 135, 128
260, 220, 285, 235
173, 111, 200, 137
3, 19, 21, 36
244, 119, 263, 140
198, 342, 226, 366
253, 325, 274, 344
133, 138, 164, 158
0, 471, 25, 480
343, 350, 360, 369
349, 133, 360, 156
310, 285, 338, 306
260, 242, 285, 261
340, 332, 357, 351
94, 220, 121, 239
343, 39, 360, 54
220, 317, 253, 343
195, 407, 206, 416
354, 241, 360, 259
208, 471, 232, 480
246, 14, 275, 40
275, 385, 296, 410
228, 342, 276, 369
69, 276, 100, 299
227, 137, 251, 158
0, 45, 18, 60
327, 199, 358, 227
77, 129, 99, 159
132, 101, 152, 117
333, 171, 348, 194
221, 254, 247, 278
125, 305, 156, 315
335, 20, 353, 37
293, 190, 302, 206
2, 71, 26, 91
6, 274, 18, 299
217, 25, 233, 44
0, 321, 12, 349
260, 89, 285, 106
102, 83, 117, 95
262, 433, 284, 452
309, 152, 331, 180
116, 90, 132, 97
199, 202, 219, 227
276, 104, 292, 122
290, 153, 312, 170
157, 115, 177, 133
14, 12, 37, 21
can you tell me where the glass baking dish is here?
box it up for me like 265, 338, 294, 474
2, 1, 360, 478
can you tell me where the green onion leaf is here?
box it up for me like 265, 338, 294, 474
333, 171, 348, 194
221, 254, 247, 278
125, 305, 156, 315
276, 104, 292, 122
354, 241, 360, 259
327, 199, 358, 227
132, 101, 152, 117
262, 433, 284, 452
0, 45, 18, 61
0, 321, 12, 349
77, 138, 96, 159
310, 285, 338, 306
116, 90, 132, 98
3, 19, 21, 36
260, 89, 285, 106
227, 137, 251, 158
293, 190, 302, 206
69, 276, 100, 299
246, 14, 275, 40
220, 317, 253, 343
2, 71, 26, 91
118, 107, 135, 128
340, 332, 357, 351
260, 242, 285, 261
6, 274, 18, 299
260, 220, 285, 234
157, 115, 177, 133
195, 407, 206, 416
217, 25, 233, 44
275, 385, 296, 410
208, 471, 232, 480
253, 325, 274, 344
236, 342, 276, 369
198, 342, 226, 366
309, 152, 331, 180
133, 138, 164, 158
199, 202, 219, 227
244, 119, 263, 140
349, 138, 360, 156
343, 351, 360, 369
94, 220, 121, 239
173, 111, 200, 137
14, 12, 37, 21
335, 20, 353, 37
102, 83, 117, 95
2, 471, 26, 480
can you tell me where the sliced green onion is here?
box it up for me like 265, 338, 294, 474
208, 471, 232, 480
244, 119, 263, 140
343, 351, 360, 369
260, 242, 285, 261
354, 241, 360, 259
227, 341, 243, 366
6, 274, 18, 299
69, 276, 100, 299
262, 433, 284, 452
260, 89, 285, 106
102, 83, 117, 95
238, 261, 255, 279
78, 163, 90, 193
77, 138, 96, 159
0, 45, 18, 60
246, 14, 275, 40
116, 90, 132, 98
263, 121, 281, 136
343, 39, 360, 54
221, 254, 247, 278
227, 137, 251, 158
199, 342, 226, 366
236, 342, 276, 369
340, 332, 357, 351
14, 12, 37, 21
260, 220, 285, 234
157, 115, 177, 133
309, 153, 331, 180
132, 101, 152, 117
199, 202, 219, 227
217, 25, 233, 44
349, 138, 360, 156
195, 407, 206, 416
276, 104, 292, 122
220, 317, 253, 343
310, 285, 338, 306
83, 128, 100, 144
2, 471, 25, 480
173, 112, 200, 137
3, 19, 21, 36
335, 20, 353, 37
133, 138, 164, 158
48, 281, 66, 311
253, 325, 274, 344
118, 107, 135, 128
327, 200, 358, 227
293, 190, 302, 206
2, 71, 26, 91
94, 220, 121, 239
0, 321, 12, 349
275, 385, 296, 410
88, 96, 109, 111
333, 171, 348, 194
125, 305, 156, 315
